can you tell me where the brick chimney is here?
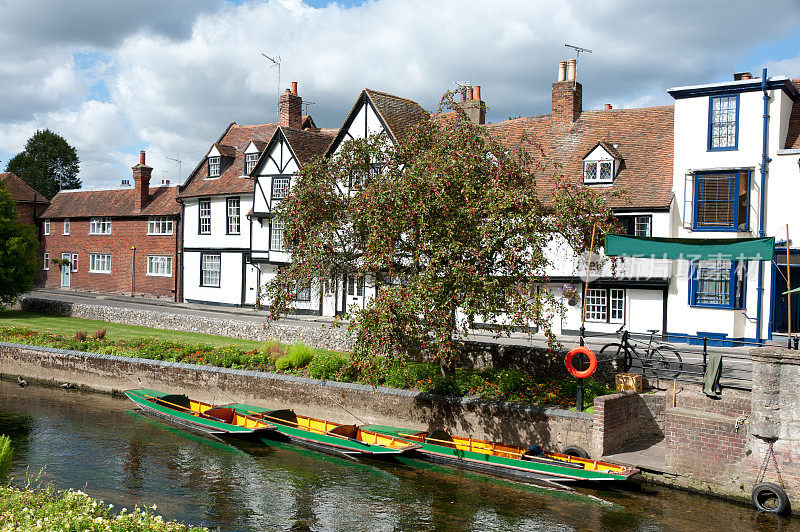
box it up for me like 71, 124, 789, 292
552, 60, 582, 122
457, 84, 486, 125
280, 81, 303, 129
132, 150, 152, 210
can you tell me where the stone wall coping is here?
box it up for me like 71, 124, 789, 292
750, 347, 800, 365
0, 340, 592, 421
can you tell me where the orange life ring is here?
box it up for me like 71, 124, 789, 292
565, 346, 597, 379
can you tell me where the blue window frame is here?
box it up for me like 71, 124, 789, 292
693, 170, 749, 231
708, 94, 739, 151
689, 260, 746, 309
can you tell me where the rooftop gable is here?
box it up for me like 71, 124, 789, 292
0, 172, 50, 204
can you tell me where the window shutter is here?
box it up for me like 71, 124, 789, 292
683, 172, 693, 229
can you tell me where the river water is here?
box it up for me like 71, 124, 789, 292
0, 380, 794, 531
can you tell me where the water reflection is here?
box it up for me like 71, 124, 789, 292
0, 379, 795, 531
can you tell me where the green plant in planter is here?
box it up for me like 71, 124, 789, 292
51, 257, 71, 267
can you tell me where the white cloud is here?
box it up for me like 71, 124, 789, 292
1, 0, 800, 188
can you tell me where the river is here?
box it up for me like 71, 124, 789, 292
0, 379, 794, 531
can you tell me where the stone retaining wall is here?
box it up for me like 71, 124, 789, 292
0, 341, 593, 454
19, 296, 356, 352
591, 391, 665, 457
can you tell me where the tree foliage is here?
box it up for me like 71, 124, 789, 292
0, 182, 39, 307
267, 93, 618, 376
5, 129, 81, 199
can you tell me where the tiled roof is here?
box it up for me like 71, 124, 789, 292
280, 127, 336, 166
785, 80, 800, 150
179, 123, 279, 198
483, 105, 675, 210
0, 172, 49, 204
213, 143, 236, 157
42, 185, 180, 218
365, 89, 429, 143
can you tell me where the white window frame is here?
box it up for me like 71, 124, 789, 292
272, 177, 290, 200
147, 255, 172, 277
43, 219, 50, 235
43, 252, 49, 270
226, 197, 240, 235
270, 218, 284, 251
208, 156, 221, 177
634, 216, 652, 237
245, 153, 259, 174
89, 217, 112, 235
199, 199, 211, 235
147, 216, 174, 235
200, 253, 221, 287
583, 160, 614, 185
585, 287, 625, 323
63, 219, 70, 235
71, 253, 78, 272
89, 253, 111, 274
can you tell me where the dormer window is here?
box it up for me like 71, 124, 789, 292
245, 153, 259, 174
208, 156, 221, 177
584, 161, 614, 184
582, 142, 620, 185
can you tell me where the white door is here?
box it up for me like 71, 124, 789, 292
346, 274, 365, 310
61, 252, 71, 287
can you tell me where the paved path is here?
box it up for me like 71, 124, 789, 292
602, 438, 670, 473
22, 289, 757, 387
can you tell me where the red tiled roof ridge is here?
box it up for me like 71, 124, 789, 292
0, 172, 50, 203
364, 88, 423, 106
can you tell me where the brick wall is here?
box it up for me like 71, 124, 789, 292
41, 216, 181, 299
592, 391, 665, 456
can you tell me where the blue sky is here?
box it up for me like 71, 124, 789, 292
1, 0, 799, 190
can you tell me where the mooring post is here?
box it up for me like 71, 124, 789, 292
703, 336, 708, 374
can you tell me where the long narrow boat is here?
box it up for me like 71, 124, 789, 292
229, 404, 420, 457
364, 425, 638, 483
124, 389, 277, 440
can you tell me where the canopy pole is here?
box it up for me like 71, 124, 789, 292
581, 224, 597, 328
787, 224, 792, 348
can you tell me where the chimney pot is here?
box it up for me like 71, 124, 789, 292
557, 61, 567, 82
460, 88, 466, 102
605, 103, 612, 110
132, 152, 152, 210
291, 81, 298, 95
474, 85, 481, 101
466, 87, 474, 101
139, 150, 146, 165
280, 82, 303, 129
567, 59, 577, 82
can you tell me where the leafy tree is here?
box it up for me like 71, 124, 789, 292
0, 182, 39, 307
267, 93, 617, 377
5, 129, 80, 199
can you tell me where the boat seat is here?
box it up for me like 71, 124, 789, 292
204, 407, 234, 424
328, 424, 359, 439
156, 394, 191, 410
427, 429, 457, 448
265, 409, 297, 426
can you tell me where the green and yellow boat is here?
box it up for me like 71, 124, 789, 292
229, 404, 420, 457
124, 389, 277, 440
364, 425, 638, 483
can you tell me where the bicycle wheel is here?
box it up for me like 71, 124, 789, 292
650, 346, 683, 380
599, 343, 633, 373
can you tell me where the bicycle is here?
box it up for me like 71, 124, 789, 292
599, 327, 684, 380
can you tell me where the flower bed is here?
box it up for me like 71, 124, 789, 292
0, 485, 207, 531
0, 326, 610, 409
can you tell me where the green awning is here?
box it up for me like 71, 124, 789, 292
783, 287, 800, 295
604, 234, 774, 261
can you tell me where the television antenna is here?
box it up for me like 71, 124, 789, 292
303, 101, 316, 114
565, 43, 592, 88
164, 155, 181, 184
262, 53, 281, 120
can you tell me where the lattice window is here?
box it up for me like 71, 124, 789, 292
271, 218, 284, 251
245, 153, 259, 174
227, 197, 240, 234
147, 255, 172, 276
272, 177, 290, 199
199, 199, 211, 234
610, 289, 625, 322
709, 95, 737, 150
208, 156, 221, 177
585, 288, 607, 321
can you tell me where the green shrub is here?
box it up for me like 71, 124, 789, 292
286, 343, 314, 368
307, 353, 347, 380
260, 339, 285, 364
0, 435, 11, 480
274, 355, 293, 371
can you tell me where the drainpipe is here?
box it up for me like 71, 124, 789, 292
131, 245, 136, 296
757, 68, 770, 343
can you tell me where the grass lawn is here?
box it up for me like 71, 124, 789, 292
0, 309, 262, 349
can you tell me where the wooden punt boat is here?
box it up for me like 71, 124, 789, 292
364, 425, 638, 483
228, 404, 420, 457
124, 389, 277, 440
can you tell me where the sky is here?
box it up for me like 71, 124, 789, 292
1, 0, 800, 190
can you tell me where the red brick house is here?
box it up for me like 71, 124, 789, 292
0, 172, 49, 225
40, 152, 182, 299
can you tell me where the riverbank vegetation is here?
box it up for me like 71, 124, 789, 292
0, 325, 610, 408
0, 484, 209, 531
